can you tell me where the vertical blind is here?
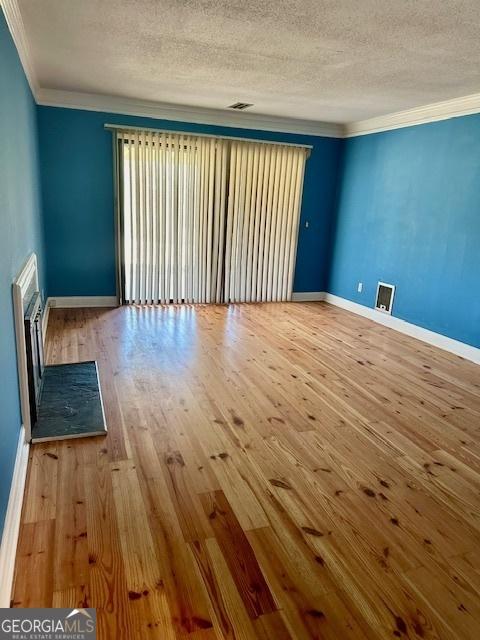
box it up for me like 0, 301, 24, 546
224, 141, 306, 303
117, 130, 308, 305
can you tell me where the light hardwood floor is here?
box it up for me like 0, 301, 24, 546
12, 302, 480, 639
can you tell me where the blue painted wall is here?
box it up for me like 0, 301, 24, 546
328, 116, 480, 348
37, 106, 343, 296
0, 12, 45, 535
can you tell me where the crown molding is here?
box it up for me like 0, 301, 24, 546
344, 92, 480, 137
36, 86, 480, 140
1, 0, 38, 94
36, 88, 344, 139
5, 0, 480, 140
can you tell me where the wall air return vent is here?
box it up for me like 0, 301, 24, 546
228, 102, 253, 110
375, 282, 395, 314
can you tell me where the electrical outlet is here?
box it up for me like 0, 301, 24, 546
357, 282, 363, 293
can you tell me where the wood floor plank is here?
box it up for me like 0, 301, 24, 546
199, 490, 277, 619
22, 443, 58, 523
53, 441, 88, 592
52, 585, 90, 608
12, 520, 55, 607
110, 459, 175, 639
110, 459, 163, 591
84, 448, 133, 639
133, 430, 216, 635
403, 564, 480, 639
247, 526, 373, 640
12, 302, 480, 639
189, 538, 260, 640
252, 611, 293, 640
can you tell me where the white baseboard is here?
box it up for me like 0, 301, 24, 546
324, 293, 480, 365
0, 426, 30, 608
291, 291, 326, 302
48, 296, 118, 309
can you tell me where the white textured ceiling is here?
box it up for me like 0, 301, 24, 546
17, 0, 480, 123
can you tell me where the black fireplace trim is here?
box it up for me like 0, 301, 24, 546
24, 291, 44, 426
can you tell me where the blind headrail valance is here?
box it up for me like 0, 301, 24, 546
104, 123, 313, 155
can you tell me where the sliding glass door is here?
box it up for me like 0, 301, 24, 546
117, 130, 307, 305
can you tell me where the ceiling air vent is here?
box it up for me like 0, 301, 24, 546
375, 282, 395, 314
228, 102, 253, 110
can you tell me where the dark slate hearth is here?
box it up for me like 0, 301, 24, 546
31, 360, 107, 442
